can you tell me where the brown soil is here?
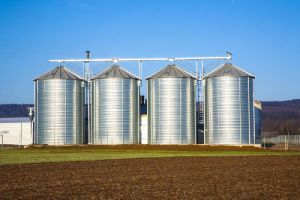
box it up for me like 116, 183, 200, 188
1, 156, 300, 199
268, 144, 300, 151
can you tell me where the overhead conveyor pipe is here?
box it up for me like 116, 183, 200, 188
48, 52, 232, 63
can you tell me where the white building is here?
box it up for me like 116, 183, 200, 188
0, 118, 33, 146
140, 114, 148, 144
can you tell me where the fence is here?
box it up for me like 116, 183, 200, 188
263, 134, 300, 145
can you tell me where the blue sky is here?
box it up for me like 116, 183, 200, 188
0, 0, 299, 103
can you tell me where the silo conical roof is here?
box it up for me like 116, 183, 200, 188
34, 66, 83, 81
204, 63, 254, 79
146, 64, 196, 79
91, 65, 140, 80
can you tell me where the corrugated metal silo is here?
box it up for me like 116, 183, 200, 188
147, 64, 196, 144
91, 65, 140, 144
204, 63, 255, 145
34, 66, 84, 145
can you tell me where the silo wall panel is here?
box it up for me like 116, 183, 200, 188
34, 79, 84, 145
204, 76, 254, 145
147, 78, 196, 144
91, 79, 139, 144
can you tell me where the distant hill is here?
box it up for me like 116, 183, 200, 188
262, 99, 300, 135
0, 104, 34, 118
262, 99, 300, 119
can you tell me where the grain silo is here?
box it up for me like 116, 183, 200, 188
91, 65, 140, 144
204, 63, 255, 145
34, 66, 84, 145
147, 64, 196, 144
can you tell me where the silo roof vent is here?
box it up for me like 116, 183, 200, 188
204, 63, 255, 79
146, 64, 196, 79
91, 65, 140, 80
34, 66, 83, 81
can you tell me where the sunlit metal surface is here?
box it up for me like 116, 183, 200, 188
34, 79, 84, 145
91, 66, 140, 144
204, 76, 254, 144
147, 76, 196, 144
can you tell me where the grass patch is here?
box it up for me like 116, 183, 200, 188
1, 146, 300, 165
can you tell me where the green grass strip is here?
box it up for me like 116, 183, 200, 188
1, 148, 300, 165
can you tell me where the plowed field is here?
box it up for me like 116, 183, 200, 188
1, 156, 300, 199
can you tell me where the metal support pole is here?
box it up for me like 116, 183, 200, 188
138, 61, 142, 79
201, 60, 206, 144
85, 51, 91, 144
195, 60, 198, 144
195, 60, 198, 79
1, 131, 9, 149
87, 77, 90, 144
138, 60, 143, 87
138, 61, 143, 144
30, 121, 33, 144
285, 135, 287, 150
287, 125, 290, 150
263, 133, 265, 149
201, 60, 204, 78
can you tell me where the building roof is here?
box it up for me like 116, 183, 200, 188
146, 64, 196, 79
254, 100, 262, 110
91, 65, 140, 80
204, 63, 255, 79
34, 66, 83, 81
0, 117, 31, 123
